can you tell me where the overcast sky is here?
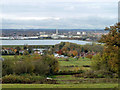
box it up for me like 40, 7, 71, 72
1, 0, 118, 29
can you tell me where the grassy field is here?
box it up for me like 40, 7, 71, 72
2, 55, 14, 58
58, 57, 91, 71
2, 84, 118, 88
49, 75, 118, 84
59, 57, 91, 67
2, 56, 118, 88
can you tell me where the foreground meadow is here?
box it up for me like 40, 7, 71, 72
2, 83, 118, 88
1, 56, 118, 88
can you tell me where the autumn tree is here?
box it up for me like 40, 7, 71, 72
72, 50, 78, 57
92, 23, 120, 73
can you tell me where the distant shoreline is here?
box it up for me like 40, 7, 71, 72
1, 39, 95, 46
1, 39, 95, 42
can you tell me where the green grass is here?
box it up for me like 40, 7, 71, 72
49, 75, 118, 84
59, 60, 91, 67
2, 55, 14, 58
59, 57, 91, 67
2, 84, 118, 88
2, 55, 24, 61
58, 57, 91, 71
50, 75, 76, 80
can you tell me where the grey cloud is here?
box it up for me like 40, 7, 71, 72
2, 15, 117, 29
1, 1, 118, 29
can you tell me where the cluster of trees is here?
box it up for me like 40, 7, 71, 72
2, 54, 59, 76
2, 45, 32, 55
92, 23, 120, 74
48, 42, 103, 57
2, 45, 50, 55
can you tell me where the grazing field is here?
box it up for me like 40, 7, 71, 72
2, 84, 118, 88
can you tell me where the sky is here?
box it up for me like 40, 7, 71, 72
0, 0, 118, 29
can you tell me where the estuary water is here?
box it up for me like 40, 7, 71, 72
1, 40, 91, 45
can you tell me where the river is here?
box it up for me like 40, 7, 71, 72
1, 40, 92, 45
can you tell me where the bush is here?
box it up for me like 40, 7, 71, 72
2, 59, 15, 76
65, 58, 69, 61
41, 55, 59, 75
91, 54, 101, 70
73, 70, 115, 78
91, 53, 118, 77
33, 60, 49, 75
2, 74, 45, 84
83, 70, 97, 78
14, 60, 34, 75
2, 55, 59, 76
56, 70, 84, 75
2, 74, 58, 84
86, 54, 93, 59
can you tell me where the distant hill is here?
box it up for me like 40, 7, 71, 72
1, 29, 104, 32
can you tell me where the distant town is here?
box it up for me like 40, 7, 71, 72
1, 29, 108, 41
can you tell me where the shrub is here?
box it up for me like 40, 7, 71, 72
65, 58, 69, 61
56, 70, 84, 75
91, 54, 101, 70
91, 53, 118, 77
95, 70, 114, 78
83, 70, 97, 78
33, 60, 49, 75
2, 55, 59, 76
2, 74, 45, 84
2, 74, 58, 84
73, 70, 115, 78
41, 55, 59, 75
86, 54, 93, 59
14, 60, 34, 75
2, 59, 15, 76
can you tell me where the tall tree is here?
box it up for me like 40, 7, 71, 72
98, 23, 120, 73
